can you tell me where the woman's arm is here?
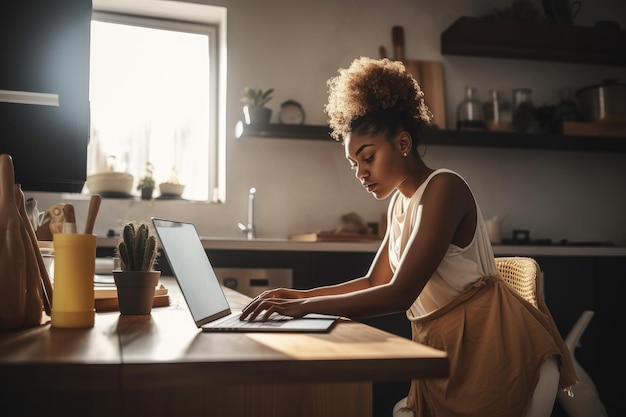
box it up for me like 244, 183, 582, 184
241, 173, 475, 321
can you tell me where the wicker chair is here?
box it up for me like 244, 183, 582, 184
495, 256, 540, 307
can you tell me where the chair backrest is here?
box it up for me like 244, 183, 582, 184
495, 256, 540, 309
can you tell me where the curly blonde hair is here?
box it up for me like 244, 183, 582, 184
325, 57, 432, 142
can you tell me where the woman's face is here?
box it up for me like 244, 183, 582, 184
344, 131, 408, 200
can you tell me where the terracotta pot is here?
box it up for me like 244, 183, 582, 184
113, 270, 160, 315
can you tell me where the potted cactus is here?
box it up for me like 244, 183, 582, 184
113, 221, 160, 315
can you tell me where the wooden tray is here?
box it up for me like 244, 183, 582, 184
289, 231, 382, 242
95, 294, 170, 312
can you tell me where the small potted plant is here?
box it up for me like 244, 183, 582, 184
241, 86, 274, 125
137, 162, 156, 200
113, 221, 160, 315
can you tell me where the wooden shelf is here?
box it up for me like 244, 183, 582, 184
235, 121, 333, 141
236, 122, 626, 153
441, 17, 626, 66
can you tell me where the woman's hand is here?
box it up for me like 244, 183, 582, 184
240, 287, 306, 321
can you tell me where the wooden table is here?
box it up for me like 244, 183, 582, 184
0, 277, 448, 417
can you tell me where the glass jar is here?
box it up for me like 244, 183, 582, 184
512, 88, 538, 133
456, 86, 486, 130
484, 90, 512, 131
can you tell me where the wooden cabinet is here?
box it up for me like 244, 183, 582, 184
593, 257, 626, 416
534, 256, 626, 417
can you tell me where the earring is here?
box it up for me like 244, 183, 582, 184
402, 152, 408, 157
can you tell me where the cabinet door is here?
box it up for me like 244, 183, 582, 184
594, 257, 626, 417
536, 256, 598, 417
205, 250, 310, 289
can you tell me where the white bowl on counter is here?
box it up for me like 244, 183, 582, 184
159, 182, 184, 197
86, 172, 134, 196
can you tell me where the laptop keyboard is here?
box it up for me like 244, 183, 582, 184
215, 312, 291, 329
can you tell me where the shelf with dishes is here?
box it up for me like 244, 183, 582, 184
235, 121, 626, 153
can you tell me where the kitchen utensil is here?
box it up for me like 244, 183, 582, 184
392, 26, 405, 61
25, 197, 40, 231
84, 194, 102, 235
63, 204, 77, 233
0, 154, 43, 329
379, 45, 387, 59
576, 79, 626, 124
456, 86, 486, 130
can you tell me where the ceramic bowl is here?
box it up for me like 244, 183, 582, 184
159, 182, 185, 197
86, 172, 134, 195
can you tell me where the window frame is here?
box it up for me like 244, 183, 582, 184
90, 2, 225, 203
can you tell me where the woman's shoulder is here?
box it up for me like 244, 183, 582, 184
428, 169, 467, 187
424, 169, 473, 200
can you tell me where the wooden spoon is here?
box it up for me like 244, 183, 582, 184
84, 194, 102, 235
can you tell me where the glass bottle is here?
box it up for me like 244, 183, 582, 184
456, 86, 486, 130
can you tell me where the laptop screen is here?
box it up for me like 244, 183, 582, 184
152, 218, 231, 325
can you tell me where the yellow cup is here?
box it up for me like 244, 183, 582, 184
51, 233, 97, 328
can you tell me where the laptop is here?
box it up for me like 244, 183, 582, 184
152, 218, 339, 332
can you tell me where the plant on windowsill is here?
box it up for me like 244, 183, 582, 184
241, 86, 274, 125
137, 162, 156, 200
113, 221, 160, 315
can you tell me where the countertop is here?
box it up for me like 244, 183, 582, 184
96, 236, 626, 257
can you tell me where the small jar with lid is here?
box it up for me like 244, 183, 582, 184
456, 86, 486, 131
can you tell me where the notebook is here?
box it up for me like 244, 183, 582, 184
152, 218, 339, 332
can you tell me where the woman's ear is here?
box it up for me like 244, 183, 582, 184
398, 131, 412, 154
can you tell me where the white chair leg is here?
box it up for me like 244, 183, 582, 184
557, 310, 608, 417
392, 397, 414, 417
526, 356, 560, 417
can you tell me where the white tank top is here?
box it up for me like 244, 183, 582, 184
387, 169, 497, 318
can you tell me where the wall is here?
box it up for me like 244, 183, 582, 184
28, 0, 626, 245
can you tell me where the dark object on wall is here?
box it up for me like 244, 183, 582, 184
0, 0, 92, 193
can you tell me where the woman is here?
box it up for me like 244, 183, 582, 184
241, 57, 576, 417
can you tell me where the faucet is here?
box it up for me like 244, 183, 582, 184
237, 187, 256, 239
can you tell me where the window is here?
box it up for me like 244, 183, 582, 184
88, 3, 225, 202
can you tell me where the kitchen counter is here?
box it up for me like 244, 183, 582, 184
97, 236, 626, 257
